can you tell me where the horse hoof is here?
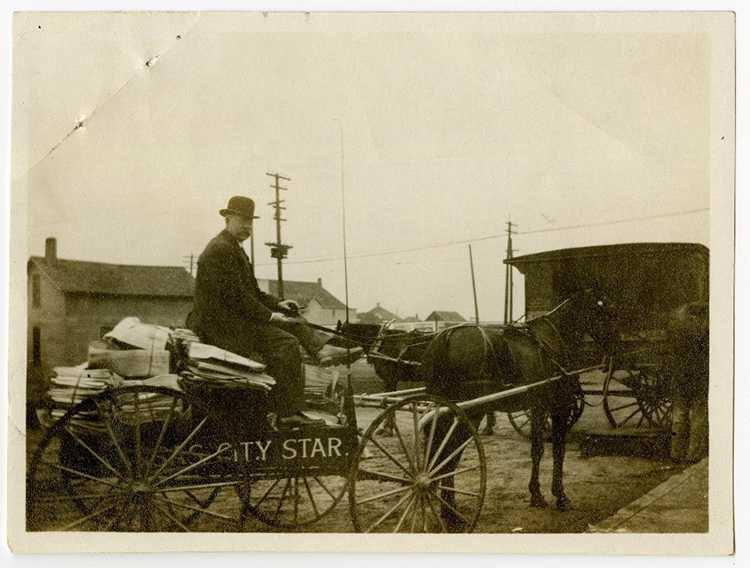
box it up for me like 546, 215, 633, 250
376, 429, 392, 437
556, 498, 572, 512
530, 496, 548, 509
481, 428, 493, 436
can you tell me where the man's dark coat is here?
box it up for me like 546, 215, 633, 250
192, 230, 280, 346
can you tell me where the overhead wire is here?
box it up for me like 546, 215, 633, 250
255, 207, 708, 267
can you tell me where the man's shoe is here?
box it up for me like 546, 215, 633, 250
316, 345, 364, 367
279, 412, 326, 429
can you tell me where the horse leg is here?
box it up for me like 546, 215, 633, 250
480, 411, 496, 436
550, 408, 571, 511
435, 413, 478, 532
528, 406, 547, 508
376, 369, 398, 436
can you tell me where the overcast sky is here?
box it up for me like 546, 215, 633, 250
13, 12, 718, 322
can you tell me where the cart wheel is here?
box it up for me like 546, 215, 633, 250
27, 386, 245, 532
507, 385, 585, 440
349, 394, 486, 533
241, 472, 348, 529
603, 367, 672, 429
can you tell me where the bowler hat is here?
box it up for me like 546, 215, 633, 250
220, 196, 258, 219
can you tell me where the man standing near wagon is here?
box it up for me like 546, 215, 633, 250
191, 196, 363, 427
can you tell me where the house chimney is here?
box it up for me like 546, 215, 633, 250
317, 277, 322, 287
45, 238, 57, 264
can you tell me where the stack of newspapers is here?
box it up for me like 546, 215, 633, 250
45, 365, 121, 425
45, 365, 185, 427
182, 343, 276, 392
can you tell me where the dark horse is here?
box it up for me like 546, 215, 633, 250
334, 321, 432, 386
419, 287, 618, 516
666, 301, 709, 463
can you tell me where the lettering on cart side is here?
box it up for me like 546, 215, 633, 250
310, 438, 327, 458
281, 437, 345, 459
328, 437, 342, 457
282, 438, 297, 459
241, 440, 272, 461
216, 442, 239, 461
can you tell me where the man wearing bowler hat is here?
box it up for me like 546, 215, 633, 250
192, 196, 363, 427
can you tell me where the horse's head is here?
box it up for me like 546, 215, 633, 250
334, 322, 384, 353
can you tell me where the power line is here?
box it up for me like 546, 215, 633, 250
518, 208, 709, 235
255, 207, 709, 267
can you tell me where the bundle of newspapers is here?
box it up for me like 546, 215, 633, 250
182, 342, 276, 392
44, 365, 183, 429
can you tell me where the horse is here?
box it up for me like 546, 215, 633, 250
419, 287, 618, 522
665, 301, 709, 463
336, 321, 503, 436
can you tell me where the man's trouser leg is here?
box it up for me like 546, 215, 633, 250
272, 317, 331, 357
248, 324, 306, 416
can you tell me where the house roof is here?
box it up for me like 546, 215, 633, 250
359, 305, 401, 323
28, 257, 195, 297
267, 280, 349, 310
426, 311, 466, 322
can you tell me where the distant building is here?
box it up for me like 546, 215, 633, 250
426, 311, 466, 323
358, 303, 401, 325
425, 310, 467, 331
27, 238, 195, 403
402, 314, 421, 323
259, 278, 356, 327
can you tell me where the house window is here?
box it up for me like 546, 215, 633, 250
32, 274, 41, 308
32, 327, 41, 365
332, 309, 336, 317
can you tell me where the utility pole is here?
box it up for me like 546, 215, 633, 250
265, 172, 293, 299
183, 252, 195, 276
503, 219, 518, 324
469, 244, 480, 325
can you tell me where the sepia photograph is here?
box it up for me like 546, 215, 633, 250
7, 9, 735, 555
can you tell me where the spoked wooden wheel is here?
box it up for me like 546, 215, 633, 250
603, 367, 672, 429
349, 394, 486, 533
27, 386, 245, 532
507, 385, 585, 440
241, 472, 348, 529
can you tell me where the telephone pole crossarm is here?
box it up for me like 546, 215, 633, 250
265, 172, 293, 298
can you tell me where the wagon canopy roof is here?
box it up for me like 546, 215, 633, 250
504, 242, 709, 330
505, 242, 708, 267
28, 256, 195, 297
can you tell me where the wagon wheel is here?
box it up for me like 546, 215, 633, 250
603, 366, 672, 429
349, 394, 486, 533
27, 385, 245, 532
507, 385, 585, 440
240, 470, 348, 529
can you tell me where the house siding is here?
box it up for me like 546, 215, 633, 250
303, 298, 356, 327
27, 264, 68, 400
27, 262, 194, 404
